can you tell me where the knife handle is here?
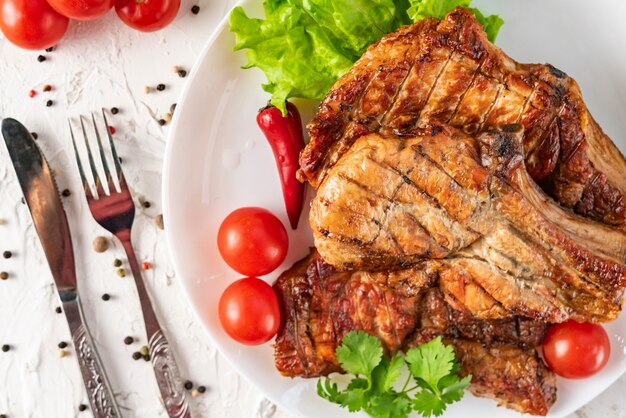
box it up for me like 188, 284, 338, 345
64, 299, 123, 418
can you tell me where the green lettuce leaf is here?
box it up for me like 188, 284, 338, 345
229, 0, 504, 114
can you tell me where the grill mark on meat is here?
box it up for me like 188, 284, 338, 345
446, 59, 484, 123
476, 83, 503, 132
412, 49, 456, 125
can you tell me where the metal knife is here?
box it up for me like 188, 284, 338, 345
1, 118, 123, 418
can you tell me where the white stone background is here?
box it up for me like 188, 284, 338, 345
0, 0, 624, 417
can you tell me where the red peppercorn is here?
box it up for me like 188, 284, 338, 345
108, 126, 116, 135
29, 89, 36, 98
141, 262, 152, 271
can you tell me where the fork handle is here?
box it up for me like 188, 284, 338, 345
121, 238, 192, 418
64, 299, 123, 418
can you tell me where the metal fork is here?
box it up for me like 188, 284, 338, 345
69, 110, 191, 418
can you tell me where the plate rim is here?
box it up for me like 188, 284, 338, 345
162, 2, 626, 417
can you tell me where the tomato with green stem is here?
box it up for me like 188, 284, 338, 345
115, 0, 180, 32
0, 0, 69, 50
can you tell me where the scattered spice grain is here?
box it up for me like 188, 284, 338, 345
62, 189, 71, 197
191, 5, 200, 14
58, 341, 68, 349
0, 272, 8, 280
101, 293, 111, 301
142, 201, 151, 209
197, 386, 207, 394
42, 84, 52, 92
141, 262, 151, 270
1, 345, 10, 352
116, 268, 126, 278
92, 236, 109, 253
3, 251, 12, 259
78, 404, 87, 412
55, 307, 62, 314
46, 100, 53, 107
158, 119, 167, 126
132, 352, 142, 360
113, 259, 123, 267
37, 55, 46, 62
124, 336, 134, 345
46, 46, 55, 52
31, 132, 38, 139
184, 380, 193, 390
29, 89, 36, 98
156, 83, 166, 91
111, 107, 119, 115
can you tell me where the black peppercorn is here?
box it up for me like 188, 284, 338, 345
111, 107, 119, 115
78, 404, 87, 412
156, 83, 166, 91
46, 100, 53, 107
158, 119, 166, 126
184, 380, 193, 390
132, 351, 142, 360
177, 69, 187, 78
62, 189, 71, 197
3, 251, 11, 259
191, 5, 200, 14
46, 46, 55, 52
55, 306, 62, 314
170, 103, 177, 114
198, 385, 206, 394
101, 293, 111, 301
37, 55, 46, 62
142, 201, 151, 208
0, 413, 7, 418
58, 341, 68, 349
31, 132, 38, 139
0, 272, 8, 280
124, 336, 134, 345
1, 345, 10, 352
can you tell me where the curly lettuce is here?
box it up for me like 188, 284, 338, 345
230, 0, 502, 114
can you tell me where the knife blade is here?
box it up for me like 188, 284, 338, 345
1, 118, 123, 418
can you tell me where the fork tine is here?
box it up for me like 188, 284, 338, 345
69, 120, 94, 199
80, 115, 105, 198
91, 113, 115, 193
101, 108, 127, 189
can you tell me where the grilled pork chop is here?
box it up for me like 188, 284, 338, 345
300, 7, 626, 227
273, 250, 556, 416
310, 124, 626, 322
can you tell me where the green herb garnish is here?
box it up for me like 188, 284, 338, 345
229, 0, 503, 114
317, 331, 471, 418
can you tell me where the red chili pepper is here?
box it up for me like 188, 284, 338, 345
256, 102, 306, 229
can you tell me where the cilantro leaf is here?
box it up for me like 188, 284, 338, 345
336, 330, 383, 378
412, 389, 447, 417
405, 337, 456, 394
317, 332, 470, 418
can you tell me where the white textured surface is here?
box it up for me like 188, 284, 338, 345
0, 1, 624, 418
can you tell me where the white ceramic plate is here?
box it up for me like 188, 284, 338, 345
163, 1, 626, 417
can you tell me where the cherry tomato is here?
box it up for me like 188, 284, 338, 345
217, 207, 288, 277
542, 321, 610, 379
115, 0, 180, 32
0, 0, 69, 50
218, 277, 281, 345
47, 0, 114, 21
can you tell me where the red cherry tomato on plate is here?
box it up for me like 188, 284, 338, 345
0, 0, 69, 50
542, 320, 610, 379
218, 277, 281, 345
115, 0, 180, 32
47, 0, 114, 21
217, 207, 288, 277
